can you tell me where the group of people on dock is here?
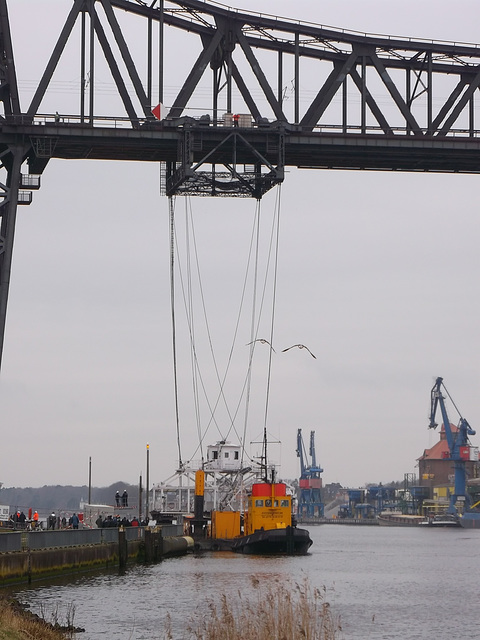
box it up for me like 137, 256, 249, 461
9, 510, 38, 530
8, 510, 80, 531
47, 513, 79, 530
95, 514, 147, 528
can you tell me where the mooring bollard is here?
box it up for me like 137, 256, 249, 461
118, 528, 127, 568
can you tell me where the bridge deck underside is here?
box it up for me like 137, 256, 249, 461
8, 124, 480, 174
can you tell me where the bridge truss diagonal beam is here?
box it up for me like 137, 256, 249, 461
428, 77, 469, 135
234, 24, 286, 122
368, 48, 423, 135
92, 11, 141, 125
300, 53, 358, 130
99, 0, 152, 119
168, 27, 225, 118
27, 0, 85, 118
349, 67, 393, 135
437, 67, 480, 136
0, 0, 19, 116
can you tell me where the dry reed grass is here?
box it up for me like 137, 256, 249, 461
0, 597, 68, 640
179, 577, 342, 640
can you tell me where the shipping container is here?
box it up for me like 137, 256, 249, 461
237, 114, 252, 127
460, 446, 470, 460
211, 511, 240, 539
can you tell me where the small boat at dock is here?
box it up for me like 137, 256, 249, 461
377, 512, 425, 526
419, 513, 460, 527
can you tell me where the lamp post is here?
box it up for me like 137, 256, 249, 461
138, 474, 143, 521
88, 456, 92, 505
146, 443, 150, 522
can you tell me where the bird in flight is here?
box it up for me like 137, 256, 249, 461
246, 338, 276, 352
282, 344, 316, 359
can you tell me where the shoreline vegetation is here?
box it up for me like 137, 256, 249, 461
182, 578, 342, 640
0, 596, 77, 640
1, 578, 341, 640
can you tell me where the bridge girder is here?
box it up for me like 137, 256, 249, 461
8, 1, 480, 139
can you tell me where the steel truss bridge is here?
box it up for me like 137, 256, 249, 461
1, 0, 480, 369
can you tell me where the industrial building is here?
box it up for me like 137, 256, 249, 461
418, 423, 480, 505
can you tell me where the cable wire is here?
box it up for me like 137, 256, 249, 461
169, 196, 183, 469
262, 185, 282, 479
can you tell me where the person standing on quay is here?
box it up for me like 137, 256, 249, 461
122, 490, 128, 507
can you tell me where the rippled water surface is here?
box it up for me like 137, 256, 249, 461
10, 525, 480, 639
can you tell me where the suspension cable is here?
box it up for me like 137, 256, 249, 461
242, 199, 261, 467
173, 200, 229, 447
262, 185, 282, 478
179, 196, 262, 462
169, 196, 183, 469
184, 197, 204, 464
170, 187, 282, 471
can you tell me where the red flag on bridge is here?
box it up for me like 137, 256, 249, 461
151, 103, 163, 120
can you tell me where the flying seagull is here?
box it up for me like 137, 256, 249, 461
282, 344, 316, 359
246, 338, 276, 352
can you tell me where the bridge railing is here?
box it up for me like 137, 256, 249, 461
6, 113, 480, 139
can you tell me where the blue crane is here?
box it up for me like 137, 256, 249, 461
296, 429, 324, 517
429, 377, 476, 514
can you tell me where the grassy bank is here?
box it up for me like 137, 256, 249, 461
0, 597, 69, 640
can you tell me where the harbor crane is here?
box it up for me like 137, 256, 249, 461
429, 377, 476, 514
296, 429, 324, 517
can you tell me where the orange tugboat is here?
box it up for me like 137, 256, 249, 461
228, 479, 312, 555
192, 464, 312, 555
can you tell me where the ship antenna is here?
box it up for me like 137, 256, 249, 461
262, 424, 268, 482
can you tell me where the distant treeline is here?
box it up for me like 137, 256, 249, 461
0, 482, 139, 514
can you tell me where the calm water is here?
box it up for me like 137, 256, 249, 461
10, 525, 480, 639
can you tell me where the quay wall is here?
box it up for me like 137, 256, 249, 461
0, 525, 186, 585
298, 517, 379, 526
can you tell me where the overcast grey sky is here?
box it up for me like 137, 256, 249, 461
2, 1, 480, 492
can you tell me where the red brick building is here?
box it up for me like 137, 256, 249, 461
418, 424, 478, 495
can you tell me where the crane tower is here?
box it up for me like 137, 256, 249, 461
296, 429, 324, 518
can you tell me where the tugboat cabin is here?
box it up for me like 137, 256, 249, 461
244, 483, 292, 535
